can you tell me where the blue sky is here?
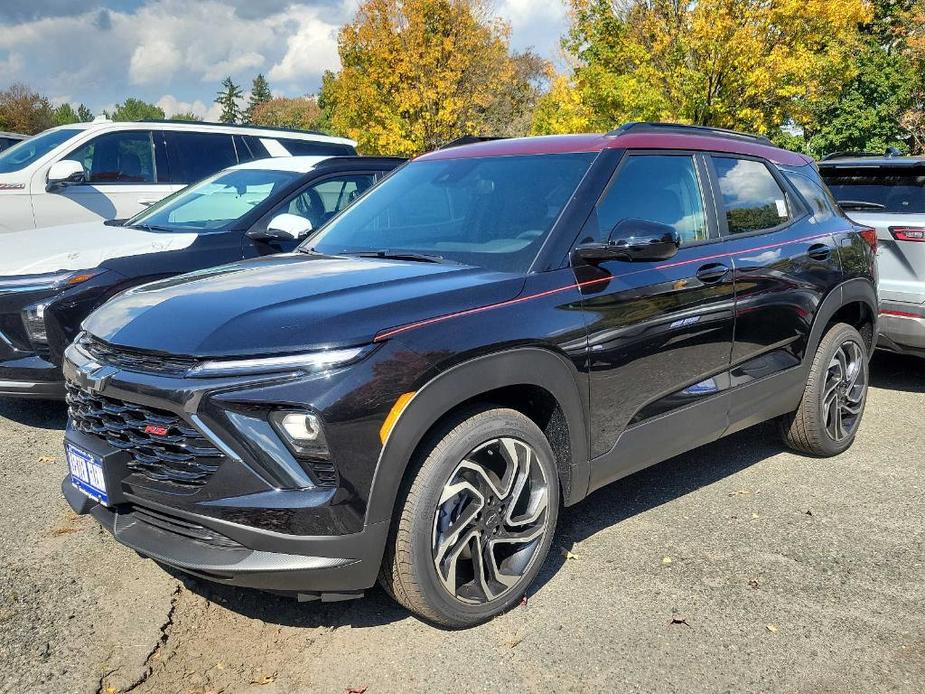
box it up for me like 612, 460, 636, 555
0, 1, 568, 119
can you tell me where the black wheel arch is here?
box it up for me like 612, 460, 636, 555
805, 278, 878, 362
364, 347, 590, 528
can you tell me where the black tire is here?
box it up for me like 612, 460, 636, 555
380, 406, 559, 628
779, 323, 869, 456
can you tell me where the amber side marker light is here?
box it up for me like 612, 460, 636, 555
380, 392, 416, 444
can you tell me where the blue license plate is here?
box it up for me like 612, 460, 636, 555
66, 443, 109, 506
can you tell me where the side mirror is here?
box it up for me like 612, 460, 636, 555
574, 219, 681, 264
248, 213, 313, 242
46, 160, 85, 191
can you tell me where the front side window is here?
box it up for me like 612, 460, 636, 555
821, 167, 925, 213
165, 132, 238, 183
713, 157, 790, 234
66, 130, 156, 183
0, 128, 82, 173
124, 168, 299, 231
591, 155, 709, 246
308, 153, 596, 273
279, 174, 376, 229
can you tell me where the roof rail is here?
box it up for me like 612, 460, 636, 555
136, 119, 331, 137
439, 135, 507, 150
609, 121, 773, 146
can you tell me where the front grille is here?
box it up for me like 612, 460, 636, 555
130, 505, 242, 549
66, 384, 223, 487
79, 335, 199, 377
309, 460, 338, 487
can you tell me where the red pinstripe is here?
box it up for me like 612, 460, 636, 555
373, 232, 835, 341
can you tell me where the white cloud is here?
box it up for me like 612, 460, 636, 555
267, 8, 345, 86
129, 39, 183, 85
156, 94, 223, 121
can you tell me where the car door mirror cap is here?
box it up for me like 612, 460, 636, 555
46, 160, 85, 191
250, 213, 313, 242
575, 219, 681, 264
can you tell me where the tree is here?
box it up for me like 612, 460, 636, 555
53, 102, 92, 125
215, 76, 243, 124
0, 83, 57, 134
319, 0, 536, 155
77, 104, 94, 122
533, 0, 870, 138
245, 73, 272, 124
106, 98, 165, 121
250, 96, 323, 131
169, 111, 204, 122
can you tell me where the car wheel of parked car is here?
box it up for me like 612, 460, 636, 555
779, 323, 869, 456
381, 407, 559, 628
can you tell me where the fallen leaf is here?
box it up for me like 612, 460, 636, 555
345, 687, 368, 694
668, 616, 691, 628
728, 489, 751, 496
37, 456, 56, 464
766, 624, 779, 633
519, 595, 528, 608
751, 513, 760, 519
506, 636, 524, 649
661, 556, 673, 566
562, 549, 578, 560
252, 674, 277, 685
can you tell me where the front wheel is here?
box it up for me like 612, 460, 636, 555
380, 407, 559, 628
779, 322, 869, 456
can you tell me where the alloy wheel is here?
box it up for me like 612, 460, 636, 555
823, 339, 866, 442
432, 437, 551, 605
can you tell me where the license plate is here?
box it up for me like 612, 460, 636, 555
66, 443, 109, 506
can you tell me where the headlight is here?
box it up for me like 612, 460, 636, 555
0, 269, 100, 293
187, 345, 372, 378
21, 299, 54, 345
270, 410, 330, 459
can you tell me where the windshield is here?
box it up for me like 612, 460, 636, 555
822, 167, 925, 213
307, 153, 596, 272
125, 167, 300, 231
0, 128, 82, 174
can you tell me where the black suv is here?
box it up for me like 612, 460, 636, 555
61, 124, 877, 627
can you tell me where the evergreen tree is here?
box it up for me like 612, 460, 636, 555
215, 76, 243, 124
77, 104, 93, 122
245, 74, 272, 124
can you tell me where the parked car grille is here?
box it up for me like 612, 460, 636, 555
78, 334, 199, 377
130, 505, 242, 549
66, 384, 223, 487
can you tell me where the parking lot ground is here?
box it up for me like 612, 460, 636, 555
1, 352, 923, 694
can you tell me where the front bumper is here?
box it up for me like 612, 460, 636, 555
0, 353, 65, 399
879, 300, 925, 357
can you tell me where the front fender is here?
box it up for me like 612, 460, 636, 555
365, 347, 590, 528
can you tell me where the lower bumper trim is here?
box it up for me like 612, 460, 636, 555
0, 378, 65, 399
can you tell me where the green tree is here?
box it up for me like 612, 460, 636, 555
77, 104, 93, 122
0, 83, 57, 134
106, 98, 165, 121
250, 96, 323, 131
215, 76, 243, 124
54, 103, 80, 125
169, 111, 204, 122
245, 73, 272, 124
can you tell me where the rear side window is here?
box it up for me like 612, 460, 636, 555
713, 157, 790, 234
821, 168, 925, 213
276, 138, 356, 156
165, 131, 238, 183
592, 154, 710, 246
65, 130, 156, 183
785, 170, 836, 220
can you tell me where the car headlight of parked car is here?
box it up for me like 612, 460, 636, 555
11, 270, 101, 347
187, 345, 373, 378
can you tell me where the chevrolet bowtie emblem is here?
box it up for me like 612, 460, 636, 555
78, 361, 118, 392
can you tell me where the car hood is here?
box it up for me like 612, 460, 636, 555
0, 222, 198, 277
83, 253, 525, 357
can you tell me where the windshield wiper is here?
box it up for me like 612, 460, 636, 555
837, 200, 886, 210
128, 222, 175, 232
345, 250, 447, 264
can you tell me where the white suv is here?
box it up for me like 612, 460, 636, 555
0, 118, 356, 233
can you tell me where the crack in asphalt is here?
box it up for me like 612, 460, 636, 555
98, 584, 182, 694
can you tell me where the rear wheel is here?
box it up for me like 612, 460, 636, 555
380, 407, 559, 628
779, 322, 869, 456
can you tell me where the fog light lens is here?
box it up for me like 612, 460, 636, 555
271, 410, 329, 458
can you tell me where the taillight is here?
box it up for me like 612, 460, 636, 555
889, 226, 925, 242
858, 227, 878, 252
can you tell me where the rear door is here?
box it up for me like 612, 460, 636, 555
707, 155, 844, 429
578, 152, 736, 488
163, 131, 239, 186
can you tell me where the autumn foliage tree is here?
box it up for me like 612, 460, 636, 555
534, 0, 871, 138
250, 96, 324, 131
320, 0, 546, 155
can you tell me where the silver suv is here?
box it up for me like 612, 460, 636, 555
820, 152, 925, 357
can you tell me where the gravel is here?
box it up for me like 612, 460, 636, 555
1, 352, 922, 693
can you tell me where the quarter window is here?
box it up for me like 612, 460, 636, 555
592, 155, 709, 246
277, 138, 356, 156
65, 130, 156, 183
713, 157, 790, 234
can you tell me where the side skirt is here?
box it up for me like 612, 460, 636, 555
587, 365, 806, 494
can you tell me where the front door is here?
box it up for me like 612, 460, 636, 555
577, 152, 736, 490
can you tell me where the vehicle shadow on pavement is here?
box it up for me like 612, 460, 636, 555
868, 351, 925, 393
0, 398, 67, 429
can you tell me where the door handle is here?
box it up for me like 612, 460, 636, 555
696, 263, 730, 284
807, 243, 832, 261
